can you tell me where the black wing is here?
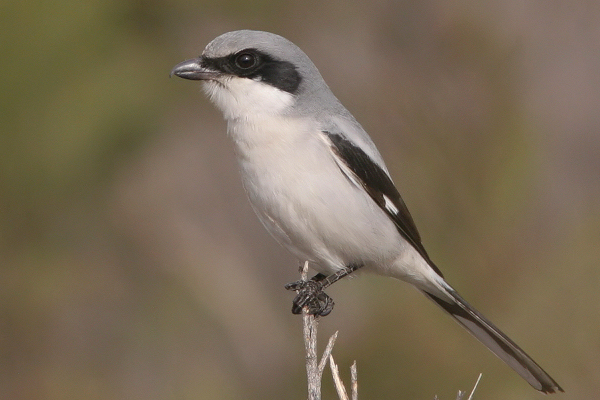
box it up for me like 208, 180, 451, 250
324, 131, 443, 277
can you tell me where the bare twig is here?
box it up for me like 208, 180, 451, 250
318, 331, 338, 376
330, 355, 349, 400
351, 361, 358, 400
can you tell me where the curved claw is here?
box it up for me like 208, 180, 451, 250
285, 280, 335, 316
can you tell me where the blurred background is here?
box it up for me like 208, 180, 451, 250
2, 0, 599, 399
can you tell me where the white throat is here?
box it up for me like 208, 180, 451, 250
202, 77, 295, 121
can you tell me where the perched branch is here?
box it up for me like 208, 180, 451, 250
298, 261, 357, 400
300, 261, 321, 400
296, 261, 479, 400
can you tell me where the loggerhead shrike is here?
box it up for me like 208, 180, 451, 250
171, 30, 562, 393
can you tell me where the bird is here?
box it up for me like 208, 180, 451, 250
171, 29, 563, 394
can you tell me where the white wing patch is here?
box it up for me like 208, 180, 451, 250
383, 194, 399, 215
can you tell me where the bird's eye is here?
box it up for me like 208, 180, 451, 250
235, 52, 257, 69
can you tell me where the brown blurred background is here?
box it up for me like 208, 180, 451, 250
2, 0, 599, 399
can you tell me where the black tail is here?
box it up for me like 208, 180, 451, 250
423, 287, 563, 393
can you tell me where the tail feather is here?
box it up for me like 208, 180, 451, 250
423, 287, 563, 394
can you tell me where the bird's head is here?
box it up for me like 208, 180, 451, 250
171, 30, 338, 120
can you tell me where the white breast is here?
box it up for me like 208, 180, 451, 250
227, 113, 404, 274
203, 76, 404, 274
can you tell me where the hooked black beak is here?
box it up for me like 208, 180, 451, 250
170, 57, 220, 80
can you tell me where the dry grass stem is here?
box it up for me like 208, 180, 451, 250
466, 373, 482, 400
435, 374, 483, 400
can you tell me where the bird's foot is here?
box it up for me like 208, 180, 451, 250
284, 279, 334, 316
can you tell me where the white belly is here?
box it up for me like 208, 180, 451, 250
228, 115, 404, 274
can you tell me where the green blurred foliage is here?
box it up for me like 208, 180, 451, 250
2, 0, 168, 248
1, 0, 598, 399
